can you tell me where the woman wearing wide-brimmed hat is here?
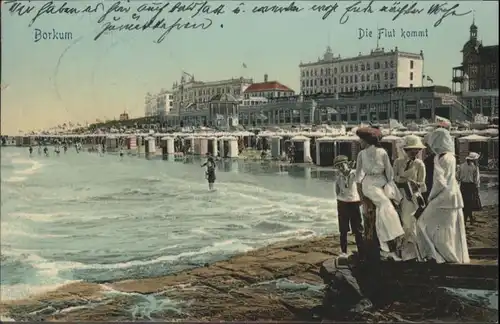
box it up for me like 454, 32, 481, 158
457, 152, 482, 225
393, 135, 427, 261
354, 127, 404, 261
416, 128, 469, 264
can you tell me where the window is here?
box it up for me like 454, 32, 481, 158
340, 76, 344, 84
341, 66, 344, 73
302, 81, 305, 88
410, 72, 413, 81
355, 65, 358, 72
366, 74, 370, 81
469, 64, 478, 75
350, 75, 353, 83
390, 72, 395, 79
350, 65, 353, 72
384, 72, 388, 80
366, 63, 371, 70
334, 77, 337, 85
410, 83, 414, 88
302, 71, 305, 77
390, 60, 394, 68
355, 75, 358, 82
334, 67, 337, 74
410, 60, 414, 69
320, 68, 324, 75
361, 75, 365, 82
385, 61, 388, 68
361, 64, 365, 71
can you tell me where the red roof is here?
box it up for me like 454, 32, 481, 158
244, 81, 292, 93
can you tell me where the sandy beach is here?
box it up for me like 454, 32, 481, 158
1, 205, 498, 322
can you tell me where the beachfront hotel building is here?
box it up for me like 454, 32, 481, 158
144, 89, 174, 117
451, 20, 499, 117
171, 73, 253, 114
452, 20, 499, 95
299, 46, 424, 95
161, 86, 472, 128
243, 74, 295, 99
460, 89, 499, 117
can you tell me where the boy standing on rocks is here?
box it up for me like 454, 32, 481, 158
333, 155, 364, 257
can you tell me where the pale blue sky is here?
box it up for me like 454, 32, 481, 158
1, 0, 498, 134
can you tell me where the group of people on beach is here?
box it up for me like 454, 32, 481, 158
333, 126, 482, 264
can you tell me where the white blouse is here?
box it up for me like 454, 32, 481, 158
355, 145, 394, 183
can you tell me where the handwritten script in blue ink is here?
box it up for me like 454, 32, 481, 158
5, 0, 471, 43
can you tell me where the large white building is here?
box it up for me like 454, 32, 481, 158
299, 46, 424, 95
144, 89, 174, 117
172, 74, 253, 113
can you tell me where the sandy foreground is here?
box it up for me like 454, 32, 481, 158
1, 205, 498, 322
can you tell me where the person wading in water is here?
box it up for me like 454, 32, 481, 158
201, 154, 217, 190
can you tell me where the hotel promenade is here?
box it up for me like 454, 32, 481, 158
161, 86, 475, 128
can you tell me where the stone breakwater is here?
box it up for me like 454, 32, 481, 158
1, 206, 498, 322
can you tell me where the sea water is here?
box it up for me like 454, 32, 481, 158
1, 147, 498, 304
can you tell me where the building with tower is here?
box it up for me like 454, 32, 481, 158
452, 19, 499, 93
452, 19, 499, 116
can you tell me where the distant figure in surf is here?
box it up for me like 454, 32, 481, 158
119, 147, 124, 159
29, 146, 33, 156
43, 146, 49, 157
38, 145, 42, 155
55, 145, 60, 156
63, 144, 68, 153
201, 153, 217, 190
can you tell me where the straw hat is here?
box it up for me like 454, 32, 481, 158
333, 155, 349, 167
465, 152, 480, 160
403, 135, 426, 150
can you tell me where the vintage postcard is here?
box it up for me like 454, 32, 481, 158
1, 0, 498, 322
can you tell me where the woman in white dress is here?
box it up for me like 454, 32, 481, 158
416, 128, 470, 264
355, 127, 405, 260
393, 135, 427, 261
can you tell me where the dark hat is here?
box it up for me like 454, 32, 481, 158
356, 127, 382, 142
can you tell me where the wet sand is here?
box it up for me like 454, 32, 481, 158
1, 205, 498, 322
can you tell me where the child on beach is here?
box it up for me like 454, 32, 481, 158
333, 155, 364, 257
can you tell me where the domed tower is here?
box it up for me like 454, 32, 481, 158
462, 17, 481, 58
453, 17, 481, 93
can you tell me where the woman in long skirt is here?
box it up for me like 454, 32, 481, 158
355, 127, 405, 261
416, 128, 470, 264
